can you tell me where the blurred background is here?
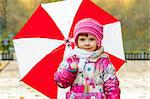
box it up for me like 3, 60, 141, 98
0, 0, 149, 99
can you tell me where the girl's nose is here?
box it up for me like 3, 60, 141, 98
85, 40, 90, 45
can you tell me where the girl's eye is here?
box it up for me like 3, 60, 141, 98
79, 38, 85, 41
89, 38, 95, 41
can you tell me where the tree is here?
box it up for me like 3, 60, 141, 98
0, 0, 7, 34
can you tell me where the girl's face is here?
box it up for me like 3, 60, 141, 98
77, 33, 97, 52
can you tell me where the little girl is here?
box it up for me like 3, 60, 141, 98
54, 18, 120, 99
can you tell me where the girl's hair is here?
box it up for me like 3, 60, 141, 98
77, 33, 89, 37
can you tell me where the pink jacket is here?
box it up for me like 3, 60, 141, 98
54, 55, 120, 99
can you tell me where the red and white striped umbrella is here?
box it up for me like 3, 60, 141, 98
13, 0, 125, 98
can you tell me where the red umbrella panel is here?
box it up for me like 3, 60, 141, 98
13, 0, 125, 98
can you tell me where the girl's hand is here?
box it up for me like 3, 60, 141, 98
67, 55, 79, 70
70, 62, 78, 70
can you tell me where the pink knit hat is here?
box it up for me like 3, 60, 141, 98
73, 18, 103, 48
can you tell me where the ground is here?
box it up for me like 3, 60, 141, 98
0, 60, 149, 99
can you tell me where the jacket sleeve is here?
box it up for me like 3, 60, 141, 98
102, 58, 120, 99
54, 56, 78, 88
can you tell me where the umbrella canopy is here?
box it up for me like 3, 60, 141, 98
13, 0, 125, 98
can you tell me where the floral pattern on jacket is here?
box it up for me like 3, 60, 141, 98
54, 54, 120, 99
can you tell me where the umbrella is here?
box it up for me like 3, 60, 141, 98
13, 0, 125, 98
